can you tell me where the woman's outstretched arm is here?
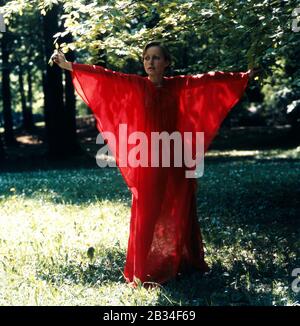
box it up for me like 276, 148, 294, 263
50, 50, 146, 81
51, 51, 73, 71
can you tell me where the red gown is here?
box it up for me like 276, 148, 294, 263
71, 63, 250, 285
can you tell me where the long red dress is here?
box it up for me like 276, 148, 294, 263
71, 63, 250, 285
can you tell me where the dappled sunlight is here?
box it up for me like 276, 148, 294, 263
207, 149, 261, 157
0, 196, 130, 248
207, 146, 300, 160
0, 270, 161, 305
0, 192, 139, 305
16, 135, 42, 145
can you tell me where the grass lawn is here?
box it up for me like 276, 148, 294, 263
0, 132, 299, 305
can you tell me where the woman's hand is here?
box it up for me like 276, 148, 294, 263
51, 50, 73, 71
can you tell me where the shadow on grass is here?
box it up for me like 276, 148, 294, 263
1, 154, 299, 208
156, 251, 299, 306
156, 261, 257, 306
0, 166, 132, 206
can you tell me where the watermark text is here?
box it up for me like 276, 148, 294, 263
0, 13, 5, 32
292, 8, 300, 32
95, 124, 205, 179
291, 268, 300, 293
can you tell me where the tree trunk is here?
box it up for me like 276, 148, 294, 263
18, 65, 34, 131
0, 134, 4, 160
63, 34, 81, 154
42, 4, 79, 158
26, 67, 34, 128
1, 29, 16, 145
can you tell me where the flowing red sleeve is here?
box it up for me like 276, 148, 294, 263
179, 70, 250, 153
71, 62, 145, 191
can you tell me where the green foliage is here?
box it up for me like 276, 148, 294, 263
1, 0, 300, 125
1, 0, 298, 71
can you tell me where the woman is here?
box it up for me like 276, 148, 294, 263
53, 41, 255, 286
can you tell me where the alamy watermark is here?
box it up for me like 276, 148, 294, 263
0, 13, 5, 33
291, 268, 300, 293
292, 8, 300, 32
95, 124, 205, 179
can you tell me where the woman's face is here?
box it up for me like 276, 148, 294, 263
143, 46, 169, 77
